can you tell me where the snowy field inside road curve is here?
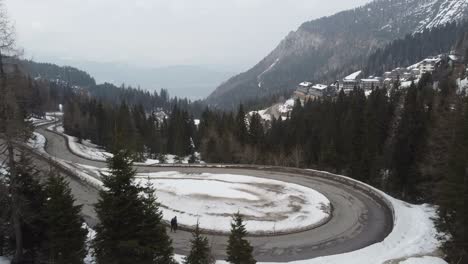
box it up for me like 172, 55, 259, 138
135, 171, 331, 234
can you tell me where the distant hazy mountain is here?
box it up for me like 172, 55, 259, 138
207, 0, 468, 108
56, 61, 236, 100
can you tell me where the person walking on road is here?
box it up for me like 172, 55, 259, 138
171, 216, 178, 233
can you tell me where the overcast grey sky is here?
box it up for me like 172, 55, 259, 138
5, 0, 371, 70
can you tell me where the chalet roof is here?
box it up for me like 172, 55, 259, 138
299, 81, 313, 87
311, 84, 328, 90
361, 78, 381, 82
344, 70, 362, 80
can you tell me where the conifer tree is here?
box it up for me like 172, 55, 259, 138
392, 82, 428, 199
0, 65, 34, 264
235, 105, 248, 145
184, 222, 213, 264
42, 172, 87, 264
93, 151, 175, 264
248, 113, 264, 146
13, 154, 47, 262
138, 181, 175, 264
93, 150, 145, 264
348, 88, 369, 182
226, 213, 256, 264
436, 98, 468, 262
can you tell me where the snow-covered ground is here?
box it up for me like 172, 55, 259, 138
49, 125, 113, 161
277, 98, 296, 114
70, 164, 447, 264
27, 132, 46, 153
70, 166, 331, 234
399, 256, 447, 264
28, 115, 56, 127
249, 98, 295, 122
1, 164, 447, 264
0, 165, 7, 176
175, 195, 447, 264
50, 163, 446, 263
135, 171, 331, 234
28, 112, 63, 127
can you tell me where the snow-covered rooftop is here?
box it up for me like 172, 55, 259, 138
422, 58, 441, 63
449, 55, 460, 61
361, 78, 381, 82
299, 81, 313, 87
344, 70, 362, 80
311, 84, 328, 90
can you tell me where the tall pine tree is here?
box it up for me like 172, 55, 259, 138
93, 151, 174, 264
226, 213, 255, 264
42, 172, 88, 264
184, 222, 213, 264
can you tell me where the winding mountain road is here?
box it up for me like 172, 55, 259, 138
29, 124, 393, 262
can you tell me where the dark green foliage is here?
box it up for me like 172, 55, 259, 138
184, 223, 214, 264
167, 105, 195, 157
19, 59, 96, 87
248, 113, 264, 146
88, 84, 205, 117
365, 22, 465, 76
93, 150, 145, 263
42, 173, 88, 264
14, 155, 47, 261
392, 82, 430, 199
139, 181, 175, 264
226, 213, 255, 264
199, 87, 396, 182
435, 98, 468, 263
93, 151, 175, 264
235, 105, 248, 145
63, 94, 197, 159
0, 154, 47, 262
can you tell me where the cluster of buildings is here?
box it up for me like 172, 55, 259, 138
294, 54, 462, 100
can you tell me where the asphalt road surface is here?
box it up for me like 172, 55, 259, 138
25, 125, 393, 262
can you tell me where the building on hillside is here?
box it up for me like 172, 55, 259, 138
342, 80, 359, 91
294, 81, 314, 100
418, 57, 441, 73
384, 68, 408, 81
411, 68, 421, 76
360, 78, 382, 90
294, 81, 338, 99
341, 70, 363, 92
309, 84, 329, 98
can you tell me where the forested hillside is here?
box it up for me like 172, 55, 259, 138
19, 59, 96, 87
365, 21, 468, 76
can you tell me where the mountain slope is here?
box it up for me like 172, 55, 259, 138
19, 59, 96, 87
207, 0, 468, 108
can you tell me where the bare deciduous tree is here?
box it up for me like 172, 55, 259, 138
0, 0, 15, 76
0, 3, 32, 263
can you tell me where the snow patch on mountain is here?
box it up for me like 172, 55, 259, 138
414, 0, 468, 32
257, 58, 280, 88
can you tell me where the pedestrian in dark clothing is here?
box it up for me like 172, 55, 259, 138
171, 216, 178, 232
